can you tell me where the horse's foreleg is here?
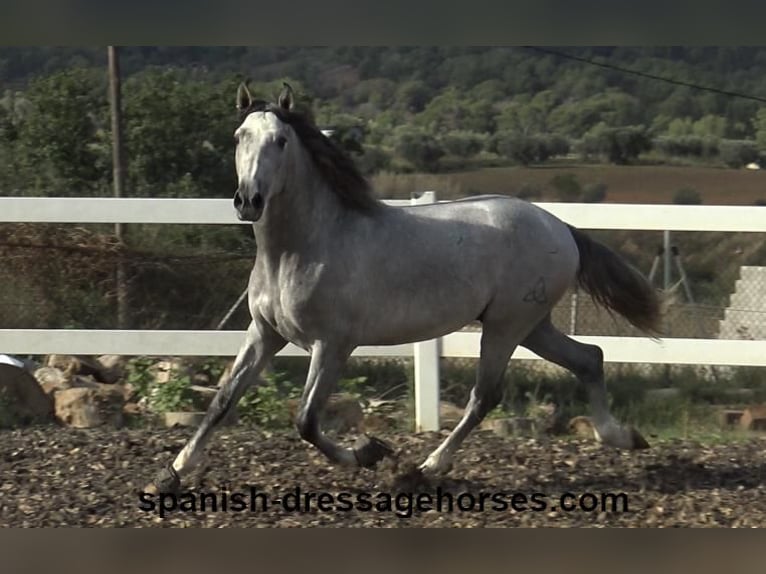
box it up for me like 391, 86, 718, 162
419, 327, 517, 477
296, 342, 393, 468
145, 318, 286, 494
521, 318, 649, 449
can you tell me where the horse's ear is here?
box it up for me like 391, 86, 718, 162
278, 82, 294, 111
236, 82, 253, 111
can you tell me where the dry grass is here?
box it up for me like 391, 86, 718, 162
447, 164, 766, 205
375, 163, 766, 205
370, 172, 466, 200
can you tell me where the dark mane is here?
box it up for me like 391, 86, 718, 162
240, 102, 380, 213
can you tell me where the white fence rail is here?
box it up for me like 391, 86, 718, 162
1, 195, 765, 432
2, 196, 765, 231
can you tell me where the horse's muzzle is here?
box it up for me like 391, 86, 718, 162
234, 189, 264, 222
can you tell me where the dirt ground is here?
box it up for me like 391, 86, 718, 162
2, 426, 765, 527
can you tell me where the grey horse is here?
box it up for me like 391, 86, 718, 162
146, 83, 660, 494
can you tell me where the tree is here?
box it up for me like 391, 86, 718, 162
692, 114, 727, 138
395, 80, 431, 114
581, 123, 651, 164
416, 87, 495, 134
123, 69, 238, 198
548, 90, 640, 138
752, 107, 766, 150
16, 68, 110, 196
441, 130, 484, 158
393, 127, 444, 172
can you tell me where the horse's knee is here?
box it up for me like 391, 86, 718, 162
469, 385, 504, 420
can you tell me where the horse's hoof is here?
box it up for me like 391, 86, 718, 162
144, 462, 181, 495
417, 460, 452, 480
353, 434, 395, 468
629, 427, 651, 449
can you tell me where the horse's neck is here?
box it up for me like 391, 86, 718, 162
254, 177, 344, 259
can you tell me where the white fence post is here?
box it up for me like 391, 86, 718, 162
410, 191, 440, 432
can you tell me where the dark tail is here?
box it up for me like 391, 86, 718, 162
568, 225, 662, 335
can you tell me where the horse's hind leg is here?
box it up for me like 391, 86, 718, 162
521, 316, 649, 449
145, 318, 286, 494
418, 325, 521, 477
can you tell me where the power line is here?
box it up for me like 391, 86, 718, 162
523, 46, 766, 105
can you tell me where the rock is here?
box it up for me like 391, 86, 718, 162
365, 398, 400, 413
189, 385, 218, 410
95, 355, 125, 383
34, 367, 71, 396
54, 384, 125, 428
480, 417, 512, 436
569, 416, 596, 438
152, 359, 190, 384
46, 354, 119, 384
122, 402, 142, 416
439, 401, 464, 429
361, 413, 400, 433
719, 409, 744, 428
0, 363, 55, 426
192, 372, 212, 386
35, 367, 127, 399
216, 361, 235, 387
164, 411, 205, 428
740, 405, 766, 431
527, 402, 561, 435
480, 416, 536, 437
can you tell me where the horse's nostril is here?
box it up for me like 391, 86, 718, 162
252, 193, 264, 210
234, 191, 243, 209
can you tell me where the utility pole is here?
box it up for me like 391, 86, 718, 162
108, 46, 128, 329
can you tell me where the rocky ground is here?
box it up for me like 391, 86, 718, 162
1, 426, 765, 527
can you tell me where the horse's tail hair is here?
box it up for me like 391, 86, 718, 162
567, 225, 662, 335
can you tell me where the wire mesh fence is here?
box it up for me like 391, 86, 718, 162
0, 224, 764, 342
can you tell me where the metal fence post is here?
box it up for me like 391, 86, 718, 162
410, 191, 440, 432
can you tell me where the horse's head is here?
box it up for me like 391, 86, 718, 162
233, 82, 295, 222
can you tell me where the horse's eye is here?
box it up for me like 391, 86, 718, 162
276, 135, 287, 149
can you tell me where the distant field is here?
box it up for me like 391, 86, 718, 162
451, 164, 766, 205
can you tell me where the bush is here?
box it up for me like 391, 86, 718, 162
393, 129, 444, 172
541, 133, 571, 158
238, 371, 301, 430
441, 131, 485, 158
549, 173, 582, 202
516, 183, 542, 200
582, 182, 607, 203
654, 135, 719, 159
149, 375, 195, 413
673, 187, 702, 205
356, 145, 391, 175
719, 139, 759, 168
493, 132, 567, 166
